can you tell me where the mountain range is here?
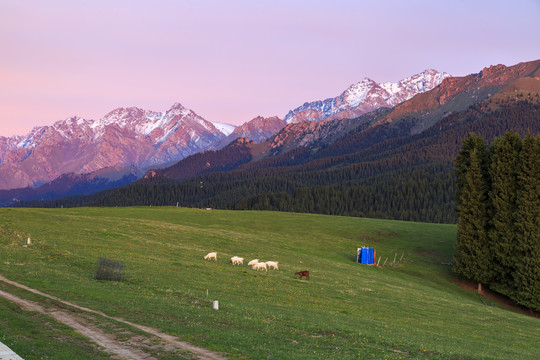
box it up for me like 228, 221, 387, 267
283, 69, 450, 123
2, 59, 539, 214
0, 103, 229, 190
0, 68, 451, 193
142, 59, 539, 182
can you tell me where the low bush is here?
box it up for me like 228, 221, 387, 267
94, 257, 125, 281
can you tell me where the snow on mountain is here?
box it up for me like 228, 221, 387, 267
381, 69, 451, 107
211, 116, 286, 150
341, 78, 378, 107
0, 136, 22, 163
212, 122, 236, 136
284, 69, 451, 124
0, 102, 227, 190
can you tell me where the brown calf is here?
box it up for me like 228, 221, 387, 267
294, 270, 309, 280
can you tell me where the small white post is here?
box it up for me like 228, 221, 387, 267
213, 300, 219, 310
27, 237, 31, 245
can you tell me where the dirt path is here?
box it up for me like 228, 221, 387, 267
0, 275, 228, 360
0, 289, 155, 359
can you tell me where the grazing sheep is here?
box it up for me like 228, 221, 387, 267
252, 262, 267, 272
295, 270, 309, 280
204, 252, 217, 261
230, 256, 244, 265
266, 261, 279, 270
247, 259, 259, 266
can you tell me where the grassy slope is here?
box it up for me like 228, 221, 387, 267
0, 207, 538, 359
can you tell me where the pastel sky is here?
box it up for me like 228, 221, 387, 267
1, 0, 539, 137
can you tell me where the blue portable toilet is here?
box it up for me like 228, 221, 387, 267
357, 247, 375, 265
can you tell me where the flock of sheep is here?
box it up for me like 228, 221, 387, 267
203, 252, 278, 272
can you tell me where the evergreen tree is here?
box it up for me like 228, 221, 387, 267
514, 133, 540, 310
454, 135, 492, 292
489, 131, 522, 298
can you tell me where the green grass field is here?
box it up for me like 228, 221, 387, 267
0, 207, 538, 359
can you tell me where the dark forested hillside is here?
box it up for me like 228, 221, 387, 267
151, 137, 257, 181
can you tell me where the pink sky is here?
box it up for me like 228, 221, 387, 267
1, 0, 539, 137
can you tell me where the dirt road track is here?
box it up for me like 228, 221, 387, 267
0, 275, 228, 360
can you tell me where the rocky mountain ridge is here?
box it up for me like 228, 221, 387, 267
0, 103, 228, 189
210, 116, 287, 150
283, 69, 450, 124
274, 60, 540, 154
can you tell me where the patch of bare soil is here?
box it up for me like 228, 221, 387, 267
0, 274, 228, 360
450, 276, 539, 319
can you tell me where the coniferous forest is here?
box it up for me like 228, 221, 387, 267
454, 132, 539, 311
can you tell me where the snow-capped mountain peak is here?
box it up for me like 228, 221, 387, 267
166, 102, 192, 117
284, 69, 451, 123
212, 122, 236, 136
0, 102, 229, 190
382, 69, 451, 106
341, 78, 379, 107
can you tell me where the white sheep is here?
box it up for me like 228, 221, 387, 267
252, 262, 267, 272
204, 252, 217, 261
265, 261, 279, 270
230, 256, 244, 265
247, 259, 259, 266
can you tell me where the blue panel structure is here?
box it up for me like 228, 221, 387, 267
357, 247, 375, 265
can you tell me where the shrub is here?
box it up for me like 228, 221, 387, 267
94, 257, 125, 281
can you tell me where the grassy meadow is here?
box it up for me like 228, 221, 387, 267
0, 207, 538, 359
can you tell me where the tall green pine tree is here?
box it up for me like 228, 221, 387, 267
489, 131, 523, 298
514, 133, 540, 310
454, 135, 492, 292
